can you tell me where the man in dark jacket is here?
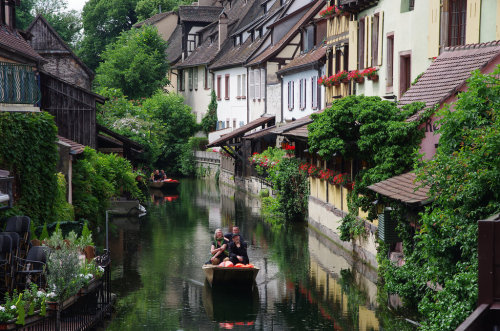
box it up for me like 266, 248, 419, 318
225, 226, 246, 247
228, 234, 249, 265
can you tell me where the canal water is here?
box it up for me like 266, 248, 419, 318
104, 179, 414, 330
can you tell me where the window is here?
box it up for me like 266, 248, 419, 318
303, 25, 314, 52
372, 14, 379, 65
335, 49, 341, 73
249, 70, 254, 100
188, 68, 193, 90
178, 69, 185, 91
237, 74, 241, 98
217, 75, 221, 100
311, 76, 318, 109
399, 53, 411, 97
233, 119, 236, 128
358, 18, 365, 70
225, 75, 230, 100
204, 67, 212, 89
241, 74, 246, 98
448, 0, 467, 47
194, 67, 198, 90
386, 34, 394, 88
409, 0, 414, 10
343, 45, 349, 71
327, 51, 333, 76
287, 81, 294, 110
260, 69, 265, 100
226, 119, 229, 128
299, 79, 306, 110
255, 69, 260, 100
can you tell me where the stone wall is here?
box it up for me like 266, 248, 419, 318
194, 151, 220, 178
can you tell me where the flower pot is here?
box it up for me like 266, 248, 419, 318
368, 74, 379, 82
333, 81, 341, 86
355, 77, 364, 84
341, 78, 349, 84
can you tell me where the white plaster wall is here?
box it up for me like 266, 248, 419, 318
266, 83, 282, 122
213, 66, 248, 130
180, 65, 212, 123
281, 68, 324, 121
356, 0, 432, 99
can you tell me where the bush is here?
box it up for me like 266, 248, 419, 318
200, 91, 218, 134
72, 148, 142, 226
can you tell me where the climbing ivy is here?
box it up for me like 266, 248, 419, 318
308, 95, 431, 240
377, 68, 500, 331
0, 112, 59, 226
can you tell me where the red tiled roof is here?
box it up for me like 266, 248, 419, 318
401, 41, 500, 122
277, 46, 326, 74
367, 172, 431, 205
58, 135, 85, 155
0, 25, 45, 62
207, 115, 275, 147
248, 0, 324, 66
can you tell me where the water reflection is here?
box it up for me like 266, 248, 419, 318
104, 179, 411, 330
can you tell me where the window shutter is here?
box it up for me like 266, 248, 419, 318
303, 79, 306, 109
255, 69, 260, 99
287, 81, 291, 109
348, 21, 358, 71
465, 0, 481, 44
260, 69, 265, 99
366, 16, 371, 68
194, 68, 198, 90
241, 74, 247, 97
428, 0, 441, 58
249, 70, 254, 100
225, 75, 229, 99
292, 81, 294, 109
299, 79, 302, 109
377, 12, 384, 66
237, 75, 241, 97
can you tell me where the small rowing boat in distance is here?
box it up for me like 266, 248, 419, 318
202, 265, 259, 289
149, 179, 180, 189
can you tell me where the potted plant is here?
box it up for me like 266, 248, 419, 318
319, 5, 343, 18
337, 70, 349, 84
348, 70, 364, 84
363, 67, 379, 81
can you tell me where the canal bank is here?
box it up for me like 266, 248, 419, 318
104, 179, 413, 330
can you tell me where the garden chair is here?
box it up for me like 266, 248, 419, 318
0, 234, 12, 291
5, 216, 31, 258
15, 246, 48, 290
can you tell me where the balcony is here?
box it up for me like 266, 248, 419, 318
0, 62, 41, 105
339, 0, 379, 13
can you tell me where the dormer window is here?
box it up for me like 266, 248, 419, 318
235, 35, 240, 46
302, 25, 315, 52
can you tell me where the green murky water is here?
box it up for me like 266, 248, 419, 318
104, 179, 413, 330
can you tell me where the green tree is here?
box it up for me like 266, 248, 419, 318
79, 0, 139, 70
142, 92, 197, 174
380, 68, 500, 330
135, 0, 177, 21
200, 90, 218, 134
95, 25, 168, 99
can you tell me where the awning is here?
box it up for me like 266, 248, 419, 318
207, 115, 275, 148
367, 172, 432, 205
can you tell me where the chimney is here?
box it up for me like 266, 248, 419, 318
218, 12, 228, 50
198, 0, 210, 6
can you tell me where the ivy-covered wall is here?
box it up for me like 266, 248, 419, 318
0, 111, 59, 226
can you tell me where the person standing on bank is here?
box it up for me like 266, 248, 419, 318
229, 234, 249, 265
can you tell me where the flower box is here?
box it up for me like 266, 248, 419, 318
355, 77, 364, 84
367, 74, 379, 82
0, 320, 16, 330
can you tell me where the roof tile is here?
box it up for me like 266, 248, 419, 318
0, 25, 45, 62
367, 172, 431, 205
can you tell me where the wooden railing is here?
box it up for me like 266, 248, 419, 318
0, 62, 41, 105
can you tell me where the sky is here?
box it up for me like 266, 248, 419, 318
66, 0, 86, 12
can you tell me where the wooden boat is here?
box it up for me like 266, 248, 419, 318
149, 179, 180, 189
202, 265, 259, 288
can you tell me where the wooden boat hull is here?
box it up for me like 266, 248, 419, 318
202, 265, 259, 288
149, 180, 180, 189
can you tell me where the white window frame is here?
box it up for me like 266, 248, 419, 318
249, 70, 254, 100
237, 74, 241, 98
260, 69, 265, 100
241, 74, 246, 98
288, 81, 294, 110
255, 69, 260, 100
311, 76, 318, 109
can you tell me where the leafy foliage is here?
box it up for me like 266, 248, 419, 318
379, 68, 500, 330
52, 173, 74, 222
0, 112, 58, 226
72, 147, 142, 226
95, 25, 168, 99
79, 0, 140, 70
308, 96, 430, 239
179, 137, 209, 176
268, 157, 310, 222
200, 90, 218, 134
135, 0, 192, 21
